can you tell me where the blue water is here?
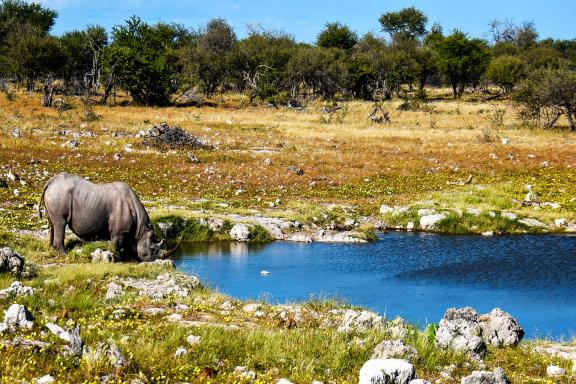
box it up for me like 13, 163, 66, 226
174, 232, 576, 339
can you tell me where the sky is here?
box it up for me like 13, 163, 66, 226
38, 0, 575, 42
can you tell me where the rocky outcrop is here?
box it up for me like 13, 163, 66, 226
105, 282, 123, 300
230, 224, 250, 241
419, 214, 447, 230
461, 368, 510, 384
546, 365, 566, 377
359, 359, 416, 384
478, 308, 524, 347
436, 307, 524, 360
0, 281, 34, 299
2, 304, 34, 332
114, 274, 200, 300
372, 340, 418, 362
435, 307, 486, 359
534, 344, 576, 371
338, 309, 385, 333
0, 247, 24, 275
91, 248, 115, 263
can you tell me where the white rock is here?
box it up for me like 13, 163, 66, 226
406, 222, 415, 231
338, 309, 385, 333
467, 208, 481, 216
372, 340, 418, 362
243, 303, 261, 313
482, 231, 494, 237
4, 304, 34, 330
518, 218, 548, 228
419, 213, 447, 230
461, 368, 509, 384
220, 300, 234, 311
380, 205, 394, 215
174, 347, 188, 357
105, 282, 123, 300
186, 335, 201, 346
501, 212, 517, 220
359, 359, 415, 384
478, 308, 524, 347
230, 224, 250, 241
554, 218, 567, 228
501, 138, 510, 145
287, 233, 313, 242
45, 322, 72, 342
276, 379, 294, 384
547, 365, 566, 377
35, 375, 55, 384
91, 248, 114, 263
0, 281, 34, 298
417, 209, 436, 216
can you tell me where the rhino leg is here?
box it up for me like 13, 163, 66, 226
51, 218, 67, 254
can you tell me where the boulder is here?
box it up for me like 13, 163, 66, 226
230, 224, 250, 241
209, 218, 225, 232
359, 359, 416, 384
0, 281, 34, 298
105, 282, 123, 300
546, 365, 566, 377
461, 368, 510, 384
0, 247, 25, 275
435, 307, 486, 359
478, 308, 524, 347
518, 218, 548, 228
387, 317, 410, 339
419, 214, 447, 230
276, 380, 294, 384
151, 259, 176, 268
372, 340, 418, 362
186, 335, 201, 346
90, 248, 115, 263
501, 212, 517, 220
338, 309, 385, 333
4, 304, 34, 331
35, 375, 55, 384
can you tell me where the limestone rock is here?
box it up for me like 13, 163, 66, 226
359, 359, 416, 384
372, 340, 418, 362
419, 214, 447, 230
90, 248, 115, 263
0, 247, 25, 275
35, 375, 55, 384
338, 309, 385, 333
4, 304, 34, 331
118, 274, 199, 299
461, 368, 510, 384
186, 335, 201, 346
0, 281, 34, 298
518, 218, 548, 228
230, 224, 250, 241
105, 282, 123, 300
546, 365, 566, 377
435, 307, 486, 359
478, 308, 524, 347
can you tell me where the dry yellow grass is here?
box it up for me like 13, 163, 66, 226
1, 90, 575, 229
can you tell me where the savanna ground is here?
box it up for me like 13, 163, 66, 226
1, 90, 576, 383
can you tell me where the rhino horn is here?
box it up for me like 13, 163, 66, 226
160, 237, 182, 259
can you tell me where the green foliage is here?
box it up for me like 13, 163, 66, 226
249, 224, 273, 243
0, 0, 57, 36
106, 16, 186, 106
435, 31, 490, 98
486, 55, 526, 94
379, 7, 428, 41
514, 67, 576, 130
316, 22, 358, 51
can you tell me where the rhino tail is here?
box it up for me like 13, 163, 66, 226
38, 176, 55, 220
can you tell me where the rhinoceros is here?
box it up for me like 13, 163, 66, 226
39, 172, 179, 261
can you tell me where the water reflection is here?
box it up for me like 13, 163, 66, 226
174, 232, 576, 339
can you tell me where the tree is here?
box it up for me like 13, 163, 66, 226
182, 18, 237, 97
488, 19, 538, 49
435, 31, 490, 98
288, 45, 346, 99
379, 7, 428, 42
106, 16, 186, 106
2, 22, 64, 90
60, 26, 108, 93
514, 67, 576, 130
316, 22, 357, 51
0, 0, 57, 36
232, 27, 296, 103
486, 55, 526, 94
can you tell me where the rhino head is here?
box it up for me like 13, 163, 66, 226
137, 228, 181, 261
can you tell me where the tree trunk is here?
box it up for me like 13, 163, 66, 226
41, 80, 53, 107
566, 107, 576, 131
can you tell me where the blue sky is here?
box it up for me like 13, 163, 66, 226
39, 0, 575, 42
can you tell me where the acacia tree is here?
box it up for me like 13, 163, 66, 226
379, 7, 428, 42
435, 31, 490, 98
514, 67, 576, 130
316, 22, 357, 51
486, 55, 526, 94
182, 18, 237, 97
106, 16, 186, 106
